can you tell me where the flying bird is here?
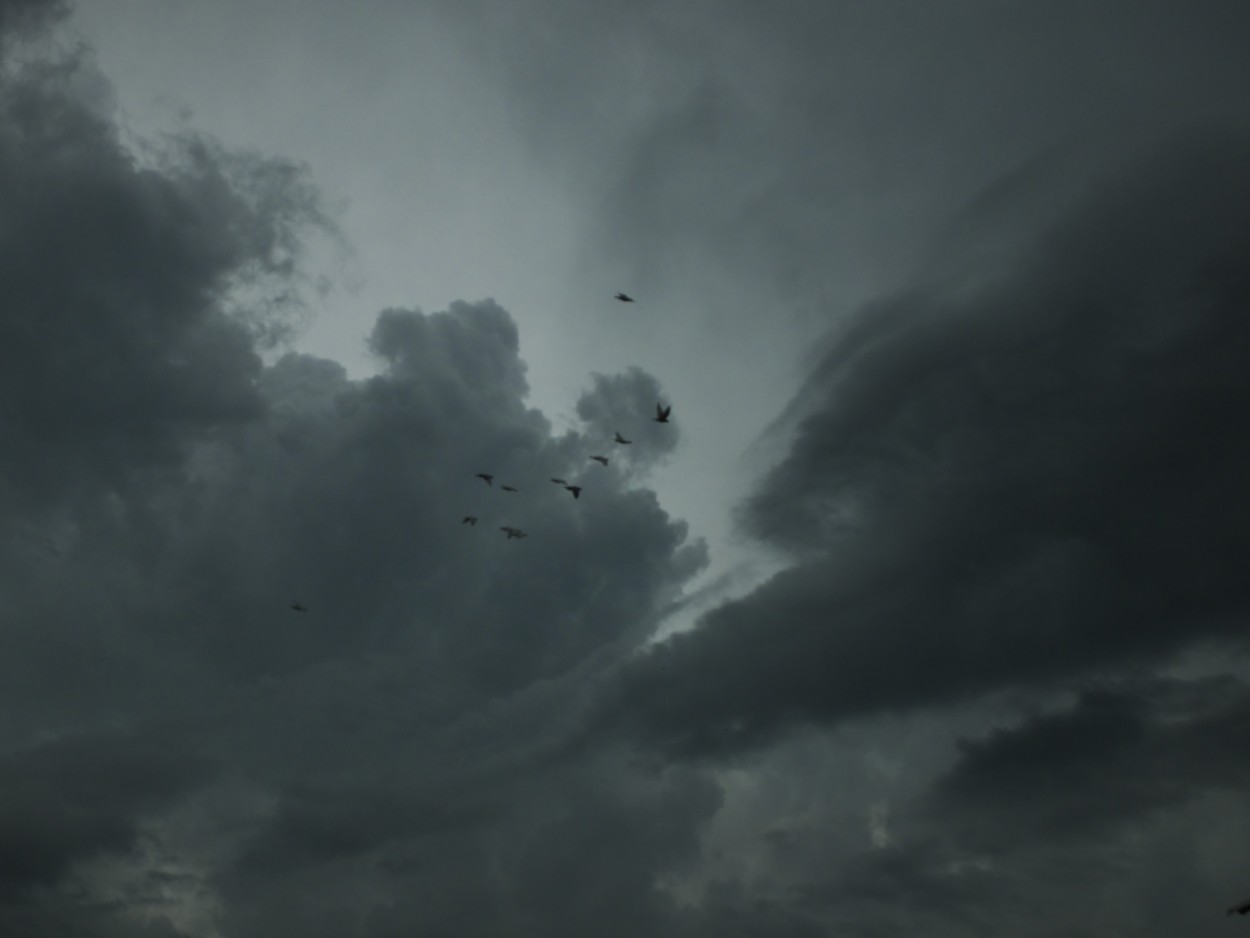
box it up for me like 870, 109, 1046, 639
1229, 897, 1250, 916
589, 455, 609, 466
462, 516, 478, 526
654, 403, 671, 423
500, 526, 527, 540
550, 477, 567, 485
475, 473, 494, 486
614, 432, 632, 444
565, 485, 582, 499
290, 601, 308, 613
501, 485, 519, 493
614, 292, 634, 302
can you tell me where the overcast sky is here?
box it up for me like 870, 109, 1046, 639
3, 1, 1250, 935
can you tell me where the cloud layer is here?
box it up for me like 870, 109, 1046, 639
5, 3, 1250, 936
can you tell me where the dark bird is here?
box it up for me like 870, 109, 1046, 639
501, 485, 519, 493
462, 516, 478, 526
614, 292, 634, 302
654, 403, 672, 423
500, 526, 527, 540
1229, 897, 1250, 916
565, 485, 582, 499
290, 601, 308, 613
613, 431, 632, 444
590, 455, 609, 466
475, 473, 494, 486
551, 477, 567, 485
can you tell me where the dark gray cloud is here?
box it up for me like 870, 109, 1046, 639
928, 675, 1250, 852
0, 730, 210, 895
0, 0, 63, 41
0, 48, 324, 512
609, 131, 1250, 760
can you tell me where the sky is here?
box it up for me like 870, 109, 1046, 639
2, 0, 1250, 935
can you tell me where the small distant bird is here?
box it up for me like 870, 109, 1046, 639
500, 526, 527, 539
654, 403, 672, 423
565, 485, 582, 499
614, 432, 632, 444
614, 292, 634, 302
501, 485, 519, 493
590, 455, 609, 466
462, 516, 478, 526
475, 473, 494, 486
1229, 897, 1250, 916
290, 601, 308, 613
551, 477, 567, 485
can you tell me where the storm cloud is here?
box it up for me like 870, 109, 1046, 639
7, 2, 1250, 936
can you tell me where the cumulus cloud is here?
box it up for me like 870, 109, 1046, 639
0, 24, 709, 938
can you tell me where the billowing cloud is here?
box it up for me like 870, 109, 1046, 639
0, 25, 710, 938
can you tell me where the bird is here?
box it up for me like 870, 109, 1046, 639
475, 473, 494, 486
500, 526, 527, 539
1229, 897, 1250, 916
589, 455, 609, 466
654, 403, 671, 423
462, 516, 478, 526
501, 485, 519, 493
614, 432, 632, 444
290, 601, 308, 613
614, 292, 634, 302
550, 477, 567, 485
565, 485, 582, 499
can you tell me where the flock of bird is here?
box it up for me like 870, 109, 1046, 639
290, 291, 663, 610
462, 398, 671, 540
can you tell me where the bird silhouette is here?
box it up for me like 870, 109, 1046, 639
551, 477, 567, 485
501, 485, 519, 493
1229, 897, 1250, 916
290, 601, 308, 613
462, 516, 478, 526
589, 455, 609, 466
614, 432, 632, 444
654, 403, 671, 423
565, 485, 582, 499
475, 473, 494, 486
614, 292, 634, 302
499, 526, 527, 539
